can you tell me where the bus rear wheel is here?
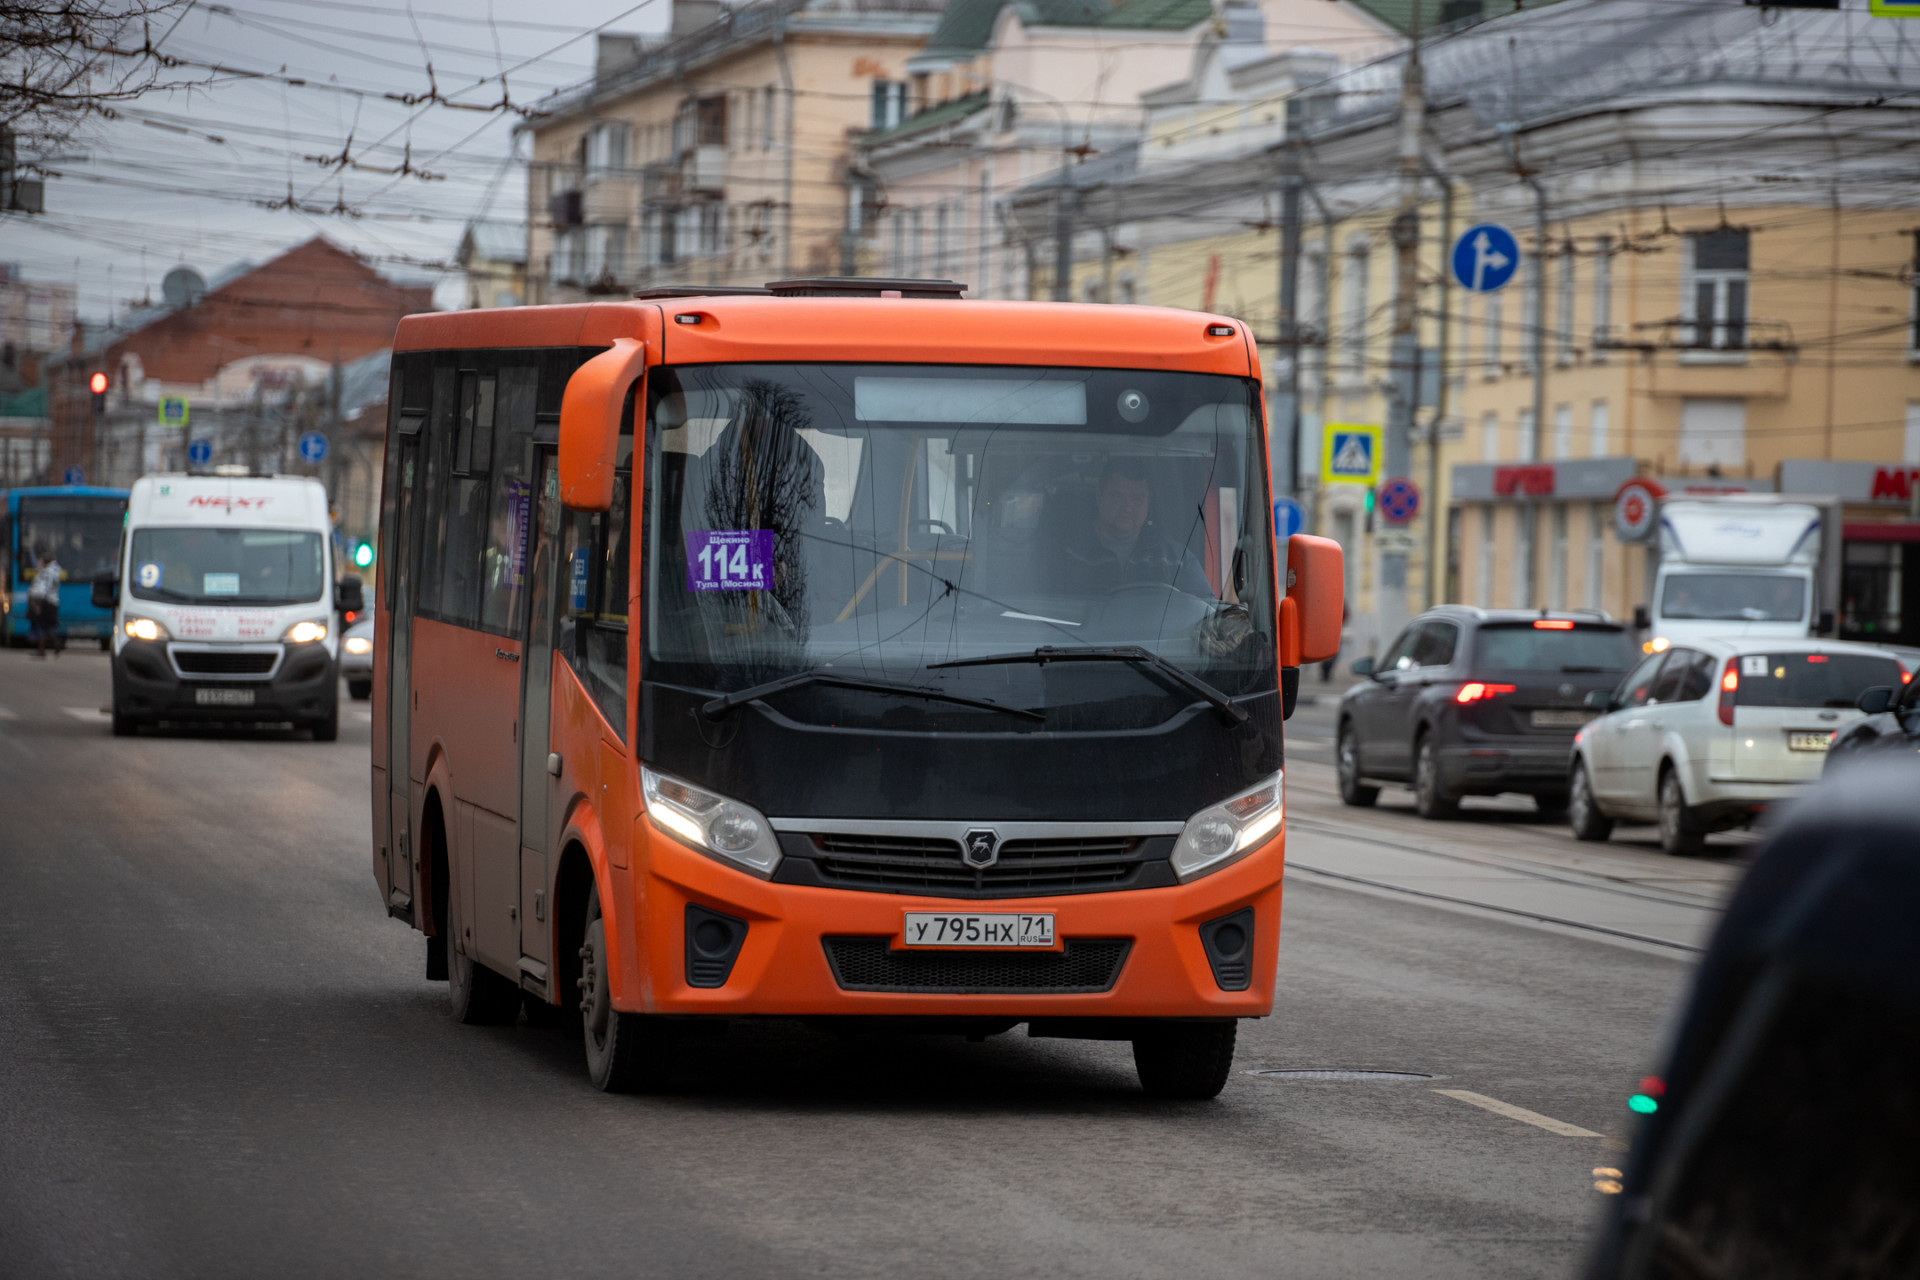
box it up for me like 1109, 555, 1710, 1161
579, 881, 674, 1093
1132, 1020, 1237, 1100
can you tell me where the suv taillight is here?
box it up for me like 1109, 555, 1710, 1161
1456, 682, 1516, 704
1718, 661, 1738, 726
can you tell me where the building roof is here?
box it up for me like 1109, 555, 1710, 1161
458, 221, 527, 267
919, 0, 1211, 59
862, 90, 993, 146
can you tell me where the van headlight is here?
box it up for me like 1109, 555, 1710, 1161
124, 615, 171, 642
343, 635, 372, 655
283, 619, 328, 644
1170, 772, 1283, 882
641, 765, 782, 878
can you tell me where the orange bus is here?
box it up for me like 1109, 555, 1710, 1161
370, 280, 1341, 1098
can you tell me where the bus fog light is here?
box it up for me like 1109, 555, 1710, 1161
642, 765, 782, 879
1171, 772, 1282, 882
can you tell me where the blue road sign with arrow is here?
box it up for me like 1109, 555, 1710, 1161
187, 438, 212, 467
1451, 224, 1520, 293
298, 431, 329, 464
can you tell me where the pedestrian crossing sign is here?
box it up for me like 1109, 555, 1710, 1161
1322, 423, 1381, 485
1870, 0, 1920, 16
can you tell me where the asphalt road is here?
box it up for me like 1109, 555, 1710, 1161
0, 649, 1712, 1279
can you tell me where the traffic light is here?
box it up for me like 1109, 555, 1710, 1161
89, 370, 108, 415
353, 541, 374, 569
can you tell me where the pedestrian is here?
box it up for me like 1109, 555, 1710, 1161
1320, 602, 1350, 682
28, 543, 64, 659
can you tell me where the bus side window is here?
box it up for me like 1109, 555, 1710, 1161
558, 461, 630, 741
479, 366, 538, 634
437, 369, 494, 628
418, 366, 456, 621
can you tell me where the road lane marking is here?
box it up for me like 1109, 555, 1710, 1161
64, 706, 109, 721
0, 706, 15, 720
1434, 1089, 1601, 1137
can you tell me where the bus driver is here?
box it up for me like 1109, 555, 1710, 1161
1056, 456, 1211, 599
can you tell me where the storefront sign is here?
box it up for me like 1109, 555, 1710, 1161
1452, 457, 1635, 503
1614, 478, 1664, 542
1779, 460, 1920, 504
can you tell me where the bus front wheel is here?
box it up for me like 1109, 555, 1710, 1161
1132, 1020, 1238, 1100
579, 881, 675, 1093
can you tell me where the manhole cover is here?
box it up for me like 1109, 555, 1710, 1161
1246, 1069, 1438, 1082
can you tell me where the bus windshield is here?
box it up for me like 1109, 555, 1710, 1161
129, 528, 326, 606
19, 496, 124, 583
643, 363, 1275, 726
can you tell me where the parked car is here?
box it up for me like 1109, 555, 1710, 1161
1568, 638, 1907, 854
1824, 666, 1919, 771
340, 618, 373, 700
1337, 608, 1638, 819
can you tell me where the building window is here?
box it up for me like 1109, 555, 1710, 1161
1688, 229, 1749, 349
696, 203, 726, 257
585, 122, 629, 179
1482, 292, 1502, 377
935, 202, 950, 276
762, 86, 777, 149
1342, 244, 1370, 382
890, 213, 905, 275
1552, 403, 1572, 459
1516, 407, 1536, 462
1548, 504, 1568, 609
1477, 507, 1495, 608
1556, 248, 1575, 365
548, 229, 584, 286
1515, 504, 1536, 608
584, 224, 626, 282
1592, 236, 1612, 358
1679, 396, 1745, 468
909, 207, 923, 276
1590, 400, 1610, 457
1587, 504, 1605, 610
871, 80, 907, 131
1480, 411, 1499, 462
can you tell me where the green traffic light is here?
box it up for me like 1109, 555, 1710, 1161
353, 542, 374, 569
1364, 488, 1376, 513
1628, 1094, 1658, 1115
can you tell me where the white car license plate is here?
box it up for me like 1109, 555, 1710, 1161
1787, 731, 1833, 752
902, 912, 1055, 949
1531, 709, 1594, 728
195, 687, 256, 707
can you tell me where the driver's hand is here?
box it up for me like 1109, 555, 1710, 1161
1196, 603, 1253, 656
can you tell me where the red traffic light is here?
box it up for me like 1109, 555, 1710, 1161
88, 372, 109, 395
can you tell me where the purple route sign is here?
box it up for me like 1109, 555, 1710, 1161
685, 529, 775, 592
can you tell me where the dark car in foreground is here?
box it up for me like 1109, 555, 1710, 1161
1826, 668, 1920, 772
1337, 608, 1638, 818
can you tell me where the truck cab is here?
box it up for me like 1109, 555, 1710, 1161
1646, 498, 1837, 648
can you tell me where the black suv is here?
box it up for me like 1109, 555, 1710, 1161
1336, 608, 1639, 818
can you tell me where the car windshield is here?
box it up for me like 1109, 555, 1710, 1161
1475, 624, 1636, 672
19, 496, 124, 582
129, 527, 326, 606
1661, 572, 1806, 622
642, 363, 1275, 725
1734, 652, 1905, 708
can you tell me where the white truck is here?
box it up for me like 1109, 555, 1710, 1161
94, 474, 363, 738
1636, 495, 1842, 648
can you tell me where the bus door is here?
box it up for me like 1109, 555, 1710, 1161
516, 448, 563, 984
385, 425, 423, 911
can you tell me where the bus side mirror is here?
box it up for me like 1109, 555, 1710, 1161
1281, 533, 1343, 667
1585, 688, 1615, 712
91, 575, 117, 609
559, 337, 647, 512
336, 574, 365, 615
1856, 686, 1895, 715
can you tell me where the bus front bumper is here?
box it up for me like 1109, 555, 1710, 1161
612, 826, 1286, 1020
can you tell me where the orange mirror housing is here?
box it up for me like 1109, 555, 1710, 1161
1282, 533, 1343, 665
559, 337, 647, 511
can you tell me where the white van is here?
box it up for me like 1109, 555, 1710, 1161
97, 474, 363, 739
1642, 498, 1839, 647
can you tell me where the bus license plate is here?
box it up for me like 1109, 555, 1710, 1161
195, 687, 256, 707
1787, 731, 1833, 752
902, 912, 1055, 949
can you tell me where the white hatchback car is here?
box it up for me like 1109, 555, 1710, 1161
1567, 637, 1909, 854
340, 618, 373, 700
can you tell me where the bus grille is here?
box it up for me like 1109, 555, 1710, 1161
173, 650, 278, 675
821, 937, 1130, 994
812, 834, 1142, 894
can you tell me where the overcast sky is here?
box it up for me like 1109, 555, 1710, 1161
7, 0, 673, 323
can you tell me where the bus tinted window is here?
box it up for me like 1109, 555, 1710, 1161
479, 366, 538, 633
129, 528, 325, 605
1735, 653, 1904, 708
19, 496, 124, 581
560, 445, 631, 738
1475, 624, 1636, 672
642, 363, 1273, 724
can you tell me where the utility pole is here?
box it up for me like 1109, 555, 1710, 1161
1502, 125, 1549, 607
1381, 0, 1424, 646
1275, 96, 1304, 499
1051, 179, 1075, 302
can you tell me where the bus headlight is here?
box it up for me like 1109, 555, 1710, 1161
124, 616, 171, 642
1171, 772, 1283, 882
641, 765, 782, 879
283, 619, 328, 644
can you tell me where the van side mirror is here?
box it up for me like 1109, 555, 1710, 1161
1855, 686, 1895, 715
1816, 609, 1835, 636
1633, 604, 1650, 631
1280, 533, 1343, 668
1350, 656, 1375, 677
336, 574, 365, 615
559, 337, 646, 512
91, 575, 117, 609
1585, 688, 1614, 711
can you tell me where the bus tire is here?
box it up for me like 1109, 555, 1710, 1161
580, 880, 673, 1093
347, 680, 372, 701
1132, 1020, 1237, 1100
310, 698, 339, 742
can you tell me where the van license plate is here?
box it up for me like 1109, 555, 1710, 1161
1531, 709, 1595, 728
195, 687, 255, 707
902, 912, 1055, 949
1787, 731, 1833, 752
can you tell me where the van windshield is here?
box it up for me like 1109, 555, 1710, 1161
129, 528, 326, 606
1661, 572, 1806, 622
642, 363, 1275, 727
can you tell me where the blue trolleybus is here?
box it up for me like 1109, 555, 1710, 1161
2, 485, 130, 646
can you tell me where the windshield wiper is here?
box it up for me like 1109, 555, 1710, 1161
929, 645, 1249, 726
700, 670, 1046, 723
